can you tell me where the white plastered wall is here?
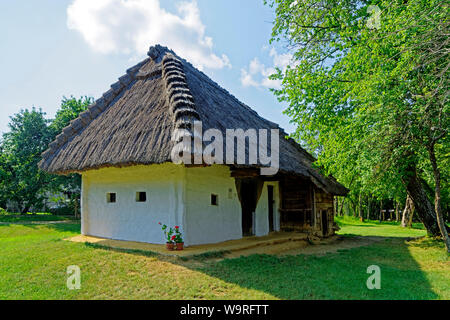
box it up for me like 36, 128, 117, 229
80, 163, 280, 246
183, 165, 243, 245
81, 163, 185, 244
254, 181, 280, 236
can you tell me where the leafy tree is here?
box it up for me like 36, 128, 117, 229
47, 96, 93, 217
0, 148, 7, 209
0, 108, 53, 213
50, 96, 93, 135
265, 0, 449, 244
0, 96, 92, 215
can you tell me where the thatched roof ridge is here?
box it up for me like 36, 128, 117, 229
39, 45, 349, 196
162, 53, 200, 136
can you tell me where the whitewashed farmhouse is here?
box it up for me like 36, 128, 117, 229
39, 45, 348, 246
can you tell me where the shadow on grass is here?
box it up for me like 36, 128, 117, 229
193, 239, 438, 299
82, 234, 440, 300
3, 220, 441, 299
84, 242, 160, 258
14, 220, 436, 300
81, 241, 230, 262
408, 237, 445, 249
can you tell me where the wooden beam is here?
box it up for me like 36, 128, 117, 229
230, 168, 260, 178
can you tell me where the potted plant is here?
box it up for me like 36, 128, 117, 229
159, 223, 174, 250
174, 226, 184, 250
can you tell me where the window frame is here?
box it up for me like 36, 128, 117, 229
211, 194, 219, 206
136, 191, 147, 203
106, 193, 117, 203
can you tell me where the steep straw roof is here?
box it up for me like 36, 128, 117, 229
39, 45, 348, 196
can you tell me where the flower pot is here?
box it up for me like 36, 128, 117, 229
166, 243, 175, 251
176, 243, 184, 251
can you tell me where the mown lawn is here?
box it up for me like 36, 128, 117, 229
0, 212, 77, 223
0, 217, 448, 300
335, 216, 428, 238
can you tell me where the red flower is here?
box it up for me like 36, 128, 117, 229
175, 226, 180, 229
158, 222, 162, 225
171, 235, 176, 240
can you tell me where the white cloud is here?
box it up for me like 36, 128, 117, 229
67, 0, 231, 70
240, 48, 294, 89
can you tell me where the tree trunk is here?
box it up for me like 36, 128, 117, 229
366, 196, 371, 220
395, 201, 400, 222
359, 193, 364, 222
379, 200, 383, 223
351, 199, 357, 218
408, 206, 414, 227
402, 195, 414, 228
338, 197, 345, 217
74, 197, 79, 220
402, 163, 447, 236
428, 144, 450, 252
334, 197, 338, 216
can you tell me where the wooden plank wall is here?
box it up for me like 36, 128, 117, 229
279, 177, 314, 231
279, 176, 336, 236
314, 189, 335, 236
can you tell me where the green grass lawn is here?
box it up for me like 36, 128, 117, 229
0, 212, 77, 223
335, 216, 428, 238
0, 218, 448, 300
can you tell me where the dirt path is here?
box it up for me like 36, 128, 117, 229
223, 236, 389, 258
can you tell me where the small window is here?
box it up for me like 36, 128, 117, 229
107, 193, 116, 203
136, 192, 147, 202
211, 194, 218, 206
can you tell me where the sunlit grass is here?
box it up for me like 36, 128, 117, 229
336, 215, 427, 238
0, 212, 77, 223
0, 220, 447, 300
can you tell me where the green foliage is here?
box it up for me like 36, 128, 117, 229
50, 96, 92, 135
174, 226, 184, 243
265, 0, 449, 212
160, 223, 175, 243
0, 96, 93, 214
0, 108, 53, 213
46, 96, 93, 215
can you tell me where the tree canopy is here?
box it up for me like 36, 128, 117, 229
265, 0, 449, 238
0, 96, 92, 214
0, 108, 53, 212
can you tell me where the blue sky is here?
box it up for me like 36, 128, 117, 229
0, 0, 296, 135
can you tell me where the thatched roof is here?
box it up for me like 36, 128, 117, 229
39, 45, 348, 196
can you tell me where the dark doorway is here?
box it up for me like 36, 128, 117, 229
240, 180, 257, 236
268, 186, 274, 232
322, 210, 328, 237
